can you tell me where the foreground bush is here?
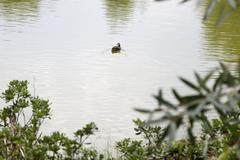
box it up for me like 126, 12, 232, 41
0, 80, 103, 160
0, 63, 239, 159
117, 63, 240, 159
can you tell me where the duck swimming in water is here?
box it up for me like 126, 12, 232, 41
111, 43, 121, 53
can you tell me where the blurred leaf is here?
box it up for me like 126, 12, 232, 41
187, 104, 199, 112
227, 0, 237, 9
194, 72, 211, 93
187, 127, 195, 144
134, 108, 153, 114
169, 123, 176, 141
210, 98, 226, 115
203, 69, 215, 84
160, 125, 170, 143
179, 0, 190, 4
194, 72, 203, 85
154, 93, 177, 110
203, 0, 217, 20
188, 101, 207, 117
213, 74, 222, 91
219, 62, 236, 86
179, 77, 200, 92
154, 108, 163, 112
215, 5, 230, 26
181, 94, 205, 105
172, 89, 182, 102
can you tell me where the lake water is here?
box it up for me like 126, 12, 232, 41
0, 0, 239, 148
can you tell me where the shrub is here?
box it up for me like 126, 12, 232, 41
132, 63, 240, 159
0, 80, 103, 160
1, 63, 240, 159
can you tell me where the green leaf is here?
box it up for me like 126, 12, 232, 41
227, 0, 237, 9
179, 77, 200, 92
160, 125, 170, 143
169, 123, 177, 141
203, 0, 217, 20
179, 0, 190, 4
187, 127, 195, 144
180, 94, 205, 105
195, 72, 211, 93
213, 75, 222, 91
186, 104, 199, 112
216, 5, 228, 26
203, 69, 215, 84
154, 91, 177, 110
210, 99, 225, 115
194, 72, 202, 84
134, 108, 152, 114
172, 89, 182, 102
155, 96, 177, 110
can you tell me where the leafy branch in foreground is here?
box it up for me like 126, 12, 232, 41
1, 64, 239, 159
135, 63, 240, 159
159, 0, 240, 24
196, 0, 239, 22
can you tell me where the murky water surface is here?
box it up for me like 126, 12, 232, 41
0, 0, 239, 148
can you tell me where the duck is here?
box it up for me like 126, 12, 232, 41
111, 43, 121, 53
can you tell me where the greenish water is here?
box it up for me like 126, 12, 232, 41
202, 5, 240, 76
0, 0, 239, 148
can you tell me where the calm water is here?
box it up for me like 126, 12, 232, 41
0, 0, 239, 148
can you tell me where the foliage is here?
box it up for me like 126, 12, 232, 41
133, 63, 240, 159
1, 63, 240, 159
116, 119, 205, 160
116, 119, 163, 160
179, 0, 240, 23
0, 80, 104, 160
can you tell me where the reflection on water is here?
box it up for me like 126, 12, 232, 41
103, 0, 135, 33
0, 0, 40, 25
201, 3, 240, 75
103, 0, 147, 34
